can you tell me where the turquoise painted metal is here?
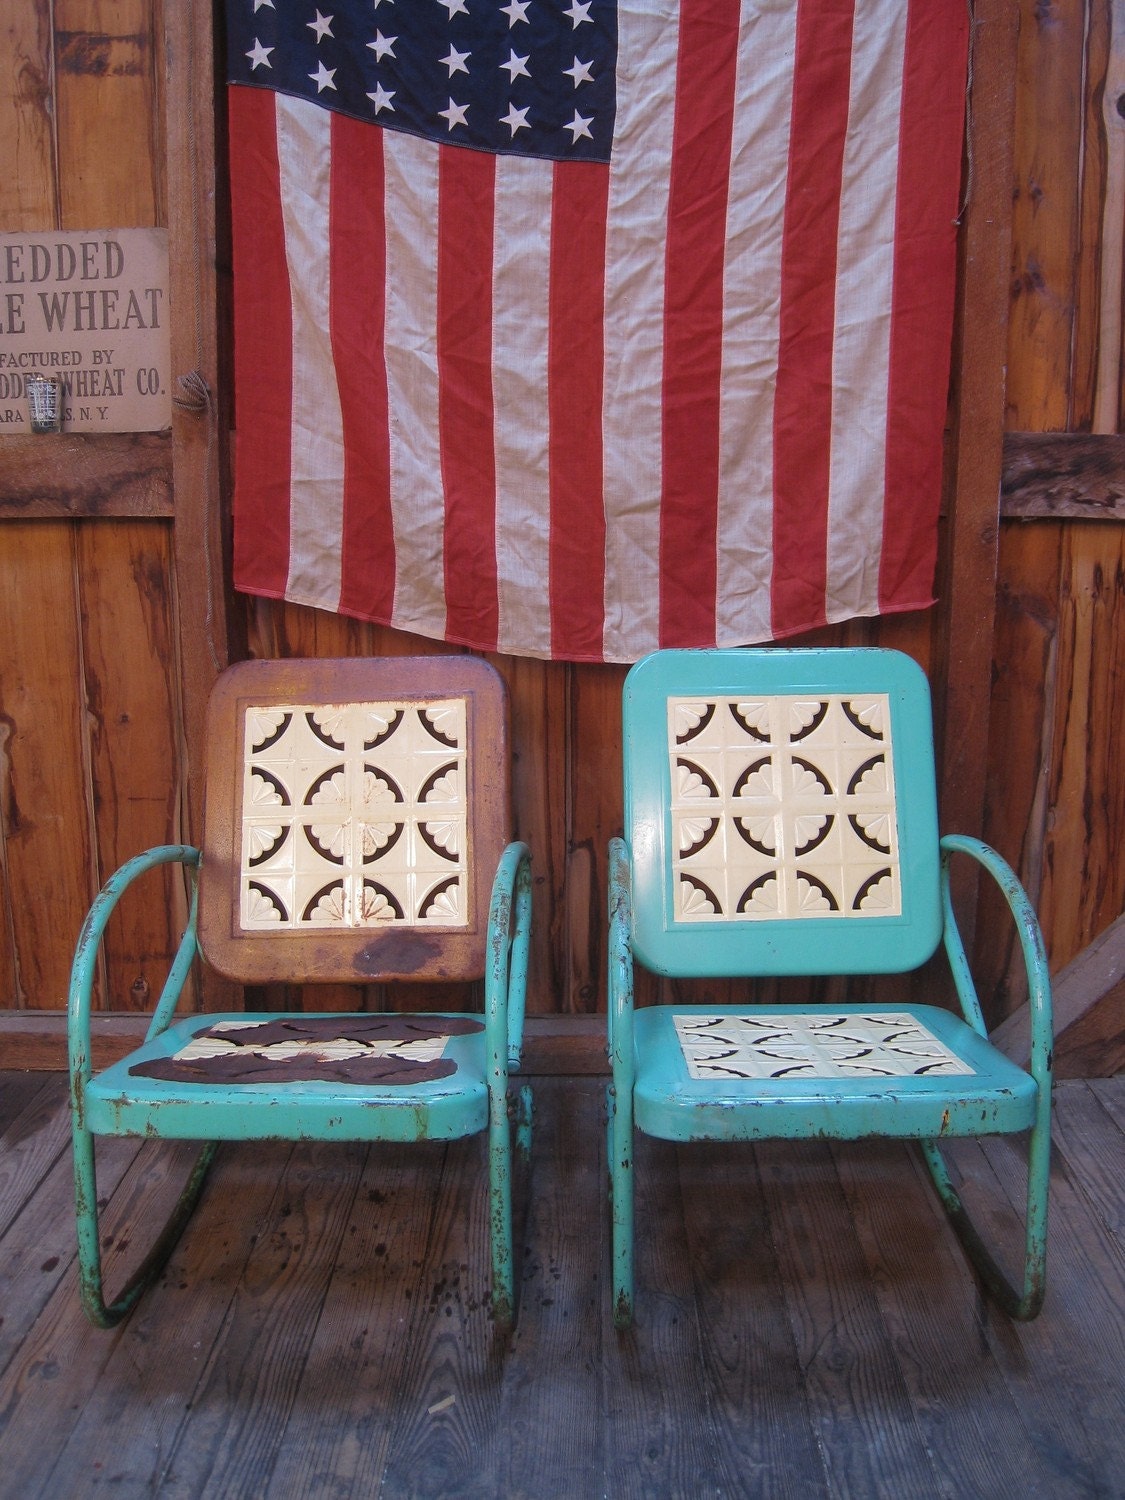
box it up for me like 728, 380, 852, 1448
607, 648, 1053, 1328
69, 840, 533, 1329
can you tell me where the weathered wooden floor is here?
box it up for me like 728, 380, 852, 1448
0, 1070, 1122, 1499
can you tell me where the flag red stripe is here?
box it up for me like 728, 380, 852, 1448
331, 114, 396, 621
229, 86, 292, 597
880, 0, 968, 610
771, 0, 856, 636
437, 145, 499, 650
658, 0, 741, 648
548, 161, 609, 660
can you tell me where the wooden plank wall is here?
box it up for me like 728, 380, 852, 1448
0, 0, 1121, 1063
0, 2, 185, 1020
981, 0, 1125, 1029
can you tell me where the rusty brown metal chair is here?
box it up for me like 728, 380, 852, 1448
69, 656, 532, 1327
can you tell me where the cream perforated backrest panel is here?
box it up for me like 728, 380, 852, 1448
239, 698, 468, 930
668, 693, 900, 922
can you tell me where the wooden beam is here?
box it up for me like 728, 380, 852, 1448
930, 0, 1020, 934
1001, 432, 1125, 519
0, 1010, 610, 1075
992, 910, 1125, 1076
164, 0, 239, 1010
164, 0, 233, 841
933, 0, 1019, 831
0, 432, 173, 518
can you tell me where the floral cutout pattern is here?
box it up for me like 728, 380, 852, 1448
239, 699, 469, 930
668, 693, 901, 922
674, 1013, 974, 1079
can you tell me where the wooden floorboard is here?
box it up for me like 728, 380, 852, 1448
0, 1073, 1121, 1499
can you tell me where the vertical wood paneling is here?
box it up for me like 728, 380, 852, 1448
52, 0, 162, 228
501, 656, 568, 1015
0, 3, 57, 1011
0, 3, 57, 229
567, 664, 626, 1013
981, 524, 1063, 1013
0, 1, 184, 1017
164, 0, 234, 1030
1006, 0, 1086, 429
1040, 525, 1125, 968
0, 526, 94, 1008
58, 0, 179, 1014
76, 522, 183, 1009
0, 726, 17, 1007
1072, 0, 1111, 427
1, 0, 1121, 1031
994, 0, 1125, 1020
928, 0, 1019, 965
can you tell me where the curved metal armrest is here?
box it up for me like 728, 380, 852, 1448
939, 834, 1053, 1083
607, 837, 635, 1097
935, 835, 1053, 1320
68, 845, 201, 1097
485, 840, 532, 1078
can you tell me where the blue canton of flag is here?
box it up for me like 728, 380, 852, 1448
225, 0, 618, 164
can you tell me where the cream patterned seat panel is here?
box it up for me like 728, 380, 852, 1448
239, 698, 469, 930
674, 1013, 974, 1079
667, 693, 901, 922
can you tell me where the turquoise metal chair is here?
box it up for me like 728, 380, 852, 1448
608, 648, 1052, 1326
69, 655, 532, 1327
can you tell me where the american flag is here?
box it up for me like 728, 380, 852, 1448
225, 0, 968, 663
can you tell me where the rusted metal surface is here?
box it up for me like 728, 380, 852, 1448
608, 650, 1054, 1327
198, 655, 511, 984
65, 664, 532, 1328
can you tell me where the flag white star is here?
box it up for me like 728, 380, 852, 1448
564, 110, 593, 141
368, 31, 396, 60
253, 0, 274, 11
308, 11, 334, 41
310, 61, 337, 92
500, 1, 531, 25
564, 2, 593, 26
437, 0, 470, 16
441, 45, 471, 76
500, 103, 530, 136
367, 83, 396, 113
372, 0, 394, 7
246, 39, 273, 70
564, 56, 594, 87
438, 98, 470, 130
500, 49, 530, 82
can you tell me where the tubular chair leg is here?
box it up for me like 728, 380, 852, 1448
488, 1096, 515, 1327
514, 1083, 534, 1166
921, 1116, 1050, 1321
607, 1083, 635, 1330
73, 1123, 217, 1328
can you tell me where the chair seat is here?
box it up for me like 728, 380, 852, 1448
85, 1012, 491, 1142
633, 1003, 1038, 1143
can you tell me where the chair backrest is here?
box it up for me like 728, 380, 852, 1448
197, 655, 510, 984
622, 648, 942, 978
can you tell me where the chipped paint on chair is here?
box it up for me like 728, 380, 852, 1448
69, 656, 532, 1327
607, 648, 1052, 1327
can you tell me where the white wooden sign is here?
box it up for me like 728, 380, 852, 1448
0, 228, 171, 434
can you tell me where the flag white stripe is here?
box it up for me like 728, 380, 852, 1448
600, 1, 680, 664
492, 156, 554, 658
825, 0, 907, 618
715, 1, 798, 647
231, 4, 964, 663
276, 97, 344, 611
382, 132, 447, 639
